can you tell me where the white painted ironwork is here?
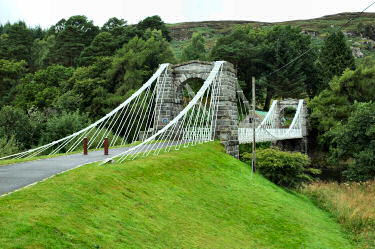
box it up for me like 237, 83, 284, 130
238, 99, 304, 144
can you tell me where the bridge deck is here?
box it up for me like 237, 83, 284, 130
238, 128, 303, 144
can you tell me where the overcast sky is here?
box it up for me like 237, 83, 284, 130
0, 0, 374, 28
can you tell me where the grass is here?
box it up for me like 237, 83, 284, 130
0, 142, 353, 248
303, 181, 375, 248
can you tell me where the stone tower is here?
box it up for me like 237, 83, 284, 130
154, 60, 239, 158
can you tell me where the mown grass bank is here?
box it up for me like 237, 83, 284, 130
0, 142, 353, 248
303, 181, 375, 248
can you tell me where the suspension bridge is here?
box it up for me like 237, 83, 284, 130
0, 60, 308, 164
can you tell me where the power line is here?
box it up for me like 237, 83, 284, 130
267, 1, 375, 77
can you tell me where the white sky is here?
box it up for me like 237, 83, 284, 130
0, 0, 374, 28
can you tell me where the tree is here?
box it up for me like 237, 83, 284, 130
262, 25, 317, 110
136, 15, 171, 41
30, 38, 51, 71
14, 65, 74, 110
0, 106, 34, 148
102, 17, 136, 48
53, 90, 83, 113
211, 25, 267, 103
108, 30, 176, 95
30, 26, 45, 40
319, 30, 355, 87
78, 32, 117, 66
0, 135, 20, 157
48, 16, 99, 67
0, 59, 27, 107
181, 32, 207, 61
68, 57, 114, 118
309, 61, 375, 146
329, 102, 375, 181
39, 111, 90, 145
0, 21, 34, 65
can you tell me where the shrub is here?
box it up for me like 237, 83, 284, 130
80, 126, 123, 149
0, 135, 20, 157
39, 111, 123, 153
329, 102, 375, 182
242, 148, 318, 188
39, 111, 90, 145
0, 106, 33, 149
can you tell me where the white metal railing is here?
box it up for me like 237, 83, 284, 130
238, 99, 304, 144
182, 127, 212, 141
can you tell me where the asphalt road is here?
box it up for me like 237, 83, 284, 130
0, 142, 173, 196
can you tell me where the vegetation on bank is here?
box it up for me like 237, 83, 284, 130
241, 148, 319, 188
303, 181, 375, 248
0, 142, 353, 248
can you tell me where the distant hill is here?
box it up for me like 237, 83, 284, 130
167, 12, 375, 60
168, 12, 375, 41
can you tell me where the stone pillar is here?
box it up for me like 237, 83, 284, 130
154, 69, 175, 132
215, 62, 239, 158
272, 99, 309, 154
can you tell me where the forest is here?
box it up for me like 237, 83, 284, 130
0, 14, 374, 182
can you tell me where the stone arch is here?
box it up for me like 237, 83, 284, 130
154, 60, 240, 158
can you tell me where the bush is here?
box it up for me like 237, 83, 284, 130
80, 126, 123, 149
0, 135, 20, 157
329, 102, 375, 181
39, 111, 123, 153
242, 148, 318, 188
39, 111, 90, 145
0, 106, 33, 149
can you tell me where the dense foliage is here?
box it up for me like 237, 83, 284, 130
0, 15, 175, 156
309, 58, 375, 181
242, 148, 317, 188
210, 25, 319, 109
329, 102, 375, 181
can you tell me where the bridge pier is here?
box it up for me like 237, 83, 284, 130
154, 61, 240, 158
272, 99, 309, 154
215, 65, 239, 158
272, 137, 308, 154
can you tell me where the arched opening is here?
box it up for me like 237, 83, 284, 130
180, 78, 205, 107
280, 106, 297, 128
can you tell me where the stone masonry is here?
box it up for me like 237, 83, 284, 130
154, 60, 240, 158
272, 99, 309, 154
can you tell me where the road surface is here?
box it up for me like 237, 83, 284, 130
0, 142, 173, 196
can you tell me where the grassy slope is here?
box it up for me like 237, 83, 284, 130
0, 142, 353, 248
304, 181, 375, 248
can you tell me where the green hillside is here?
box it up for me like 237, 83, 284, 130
0, 142, 353, 248
168, 12, 375, 60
